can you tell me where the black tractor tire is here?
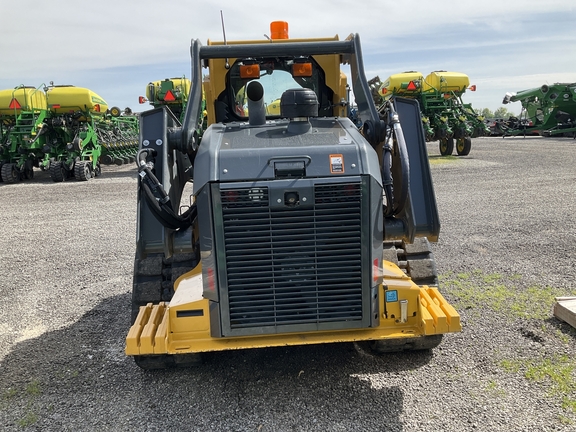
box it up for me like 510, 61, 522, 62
110, 106, 122, 117
456, 136, 472, 156
49, 161, 66, 182
1, 163, 21, 183
72, 137, 83, 152
74, 160, 92, 181
101, 154, 114, 165
439, 136, 454, 156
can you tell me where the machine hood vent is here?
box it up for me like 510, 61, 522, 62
218, 181, 366, 335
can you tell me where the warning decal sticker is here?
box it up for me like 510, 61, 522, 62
329, 154, 344, 174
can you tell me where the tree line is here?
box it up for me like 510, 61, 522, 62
474, 107, 517, 119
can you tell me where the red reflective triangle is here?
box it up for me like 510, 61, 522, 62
9, 98, 22, 109
164, 90, 176, 101
406, 81, 417, 91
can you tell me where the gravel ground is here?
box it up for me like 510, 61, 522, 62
0, 136, 575, 431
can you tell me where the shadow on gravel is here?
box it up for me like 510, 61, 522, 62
545, 317, 576, 341
0, 294, 437, 431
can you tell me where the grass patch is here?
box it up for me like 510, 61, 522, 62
2, 380, 43, 428
17, 411, 38, 428
440, 270, 575, 320
485, 380, 506, 397
428, 155, 459, 165
3, 388, 17, 400
557, 329, 573, 344
499, 355, 576, 416
25, 380, 41, 397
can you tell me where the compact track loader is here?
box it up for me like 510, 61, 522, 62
126, 22, 460, 369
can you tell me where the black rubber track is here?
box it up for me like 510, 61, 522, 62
131, 252, 201, 370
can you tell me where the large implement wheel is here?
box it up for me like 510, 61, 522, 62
109, 106, 122, 117
72, 137, 83, 152
131, 252, 201, 369
439, 136, 454, 156
49, 161, 66, 182
74, 160, 92, 181
372, 237, 442, 353
456, 136, 472, 156
0, 162, 4, 182
1, 163, 21, 183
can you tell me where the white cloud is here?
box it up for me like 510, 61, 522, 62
0, 0, 575, 113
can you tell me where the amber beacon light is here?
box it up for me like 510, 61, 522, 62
270, 21, 289, 39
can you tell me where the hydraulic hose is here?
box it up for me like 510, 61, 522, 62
382, 126, 394, 218
136, 148, 196, 230
383, 100, 410, 216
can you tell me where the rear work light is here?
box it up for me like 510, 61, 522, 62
292, 62, 313, 77
240, 64, 261, 79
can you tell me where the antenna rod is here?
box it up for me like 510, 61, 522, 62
220, 10, 227, 45
220, 10, 230, 68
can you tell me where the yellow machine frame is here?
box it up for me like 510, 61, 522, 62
127, 262, 460, 355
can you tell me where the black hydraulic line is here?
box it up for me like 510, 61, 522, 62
383, 99, 410, 216
382, 125, 394, 217
28, 124, 48, 145
136, 148, 196, 230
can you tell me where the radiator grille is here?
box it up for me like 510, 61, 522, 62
220, 182, 364, 332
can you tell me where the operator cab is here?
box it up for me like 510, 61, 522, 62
214, 56, 334, 123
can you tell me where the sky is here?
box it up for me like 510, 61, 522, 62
1, 0, 575, 116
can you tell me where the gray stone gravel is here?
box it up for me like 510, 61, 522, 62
0, 136, 575, 431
